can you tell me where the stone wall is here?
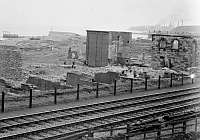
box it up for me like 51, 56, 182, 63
151, 35, 198, 71
112, 35, 199, 72
116, 41, 152, 66
109, 31, 132, 46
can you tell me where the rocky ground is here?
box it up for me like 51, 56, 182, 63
0, 31, 198, 112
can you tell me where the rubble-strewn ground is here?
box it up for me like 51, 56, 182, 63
0, 32, 199, 112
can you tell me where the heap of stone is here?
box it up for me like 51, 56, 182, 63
0, 45, 25, 82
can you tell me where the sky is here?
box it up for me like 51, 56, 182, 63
0, 0, 199, 35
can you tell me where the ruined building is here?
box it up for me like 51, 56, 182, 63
109, 31, 132, 45
151, 33, 199, 71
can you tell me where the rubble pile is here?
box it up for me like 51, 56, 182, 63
0, 47, 25, 82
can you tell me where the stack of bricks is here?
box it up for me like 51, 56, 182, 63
0, 45, 24, 81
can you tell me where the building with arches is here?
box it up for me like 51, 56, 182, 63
151, 33, 199, 71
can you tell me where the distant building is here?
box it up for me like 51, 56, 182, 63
3, 31, 19, 38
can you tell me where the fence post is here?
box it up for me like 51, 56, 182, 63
145, 77, 148, 91
172, 123, 174, 136
130, 79, 133, 93
45, 80, 46, 91
143, 132, 146, 140
1, 91, 5, 112
29, 88, 32, 108
158, 75, 161, 89
126, 124, 130, 140
54, 87, 57, 104
88, 129, 94, 138
77, 84, 79, 100
96, 82, 99, 98
195, 114, 198, 132
110, 126, 113, 136
181, 73, 184, 86
183, 121, 186, 134
157, 125, 161, 140
170, 73, 173, 87
114, 80, 116, 96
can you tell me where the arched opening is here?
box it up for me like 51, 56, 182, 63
172, 40, 179, 50
159, 38, 167, 51
159, 39, 167, 48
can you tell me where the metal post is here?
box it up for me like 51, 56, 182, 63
158, 75, 161, 89
183, 121, 186, 134
126, 124, 130, 140
88, 129, 94, 138
126, 124, 130, 133
77, 84, 79, 100
195, 115, 198, 132
96, 82, 99, 98
45, 80, 46, 91
29, 88, 32, 108
125, 135, 129, 140
192, 78, 194, 84
181, 73, 184, 86
145, 77, 148, 91
54, 87, 57, 104
170, 73, 173, 87
114, 80, 116, 96
1, 91, 5, 112
130, 79, 133, 93
157, 125, 161, 140
143, 132, 146, 140
110, 126, 113, 136
172, 123, 174, 136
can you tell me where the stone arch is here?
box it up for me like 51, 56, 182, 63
171, 39, 180, 51
158, 38, 167, 51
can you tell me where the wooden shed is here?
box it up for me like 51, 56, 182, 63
86, 30, 109, 67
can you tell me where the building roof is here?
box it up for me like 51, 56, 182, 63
150, 33, 194, 38
86, 30, 132, 34
86, 30, 110, 33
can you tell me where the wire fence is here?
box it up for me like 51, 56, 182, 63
0, 73, 197, 112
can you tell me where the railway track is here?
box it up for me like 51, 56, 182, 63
123, 109, 200, 140
92, 109, 200, 140
0, 87, 199, 140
